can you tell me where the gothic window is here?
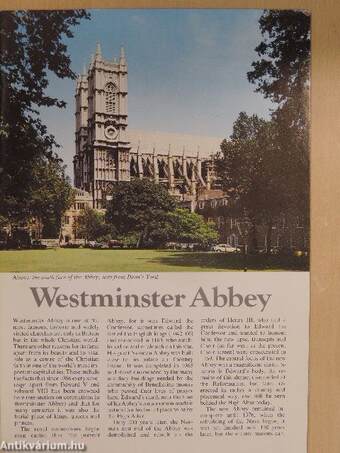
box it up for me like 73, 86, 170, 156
105, 83, 117, 114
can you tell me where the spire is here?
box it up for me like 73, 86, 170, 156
82, 63, 87, 75
95, 42, 102, 59
120, 46, 126, 65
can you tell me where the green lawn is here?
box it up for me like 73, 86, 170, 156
0, 248, 308, 272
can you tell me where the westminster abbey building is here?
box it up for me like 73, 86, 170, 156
62, 44, 305, 251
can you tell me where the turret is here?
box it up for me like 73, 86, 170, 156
95, 42, 102, 61
120, 46, 126, 62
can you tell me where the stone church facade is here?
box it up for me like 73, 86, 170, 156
62, 44, 224, 243
61, 45, 305, 251
72, 44, 216, 210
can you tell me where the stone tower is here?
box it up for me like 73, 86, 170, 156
74, 44, 130, 208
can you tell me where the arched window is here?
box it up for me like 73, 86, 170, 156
105, 83, 117, 113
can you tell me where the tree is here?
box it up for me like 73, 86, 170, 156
0, 10, 90, 225
215, 112, 286, 252
164, 208, 218, 245
247, 9, 310, 246
76, 206, 114, 243
247, 10, 310, 126
30, 159, 74, 238
1, 157, 74, 239
106, 179, 176, 248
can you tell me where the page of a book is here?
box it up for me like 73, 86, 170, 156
0, 7, 311, 453
0, 272, 309, 453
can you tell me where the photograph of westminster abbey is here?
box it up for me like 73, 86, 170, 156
0, 9, 310, 271
63, 44, 229, 243
73, 44, 218, 209
59, 39, 307, 253
62, 43, 304, 250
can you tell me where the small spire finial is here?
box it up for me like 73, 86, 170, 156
96, 42, 102, 57
120, 46, 126, 65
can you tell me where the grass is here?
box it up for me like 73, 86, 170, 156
0, 248, 309, 272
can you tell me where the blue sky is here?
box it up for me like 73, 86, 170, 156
41, 9, 274, 175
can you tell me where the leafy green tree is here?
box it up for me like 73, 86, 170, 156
247, 9, 310, 246
216, 112, 286, 251
117, 232, 140, 248
1, 157, 74, 238
0, 215, 8, 242
30, 159, 74, 238
247, 10, 310, 125
0, 10, 90, 225
164, 208, 218, 245
106, 179, 176, 248
76, 206, 114, 243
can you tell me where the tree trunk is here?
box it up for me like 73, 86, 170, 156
250, 219, 258, 253
144, 225, 150, 246
137, 232, 144, 249
137, 225, 150, 249
266, 219, 273, 255
58, 225, 63, 245
303, 215, 310, 251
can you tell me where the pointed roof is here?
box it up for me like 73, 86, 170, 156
120, 46, 126, 65
95, 42, 102, 58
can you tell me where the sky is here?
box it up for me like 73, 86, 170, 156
41, 9, 274, 176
